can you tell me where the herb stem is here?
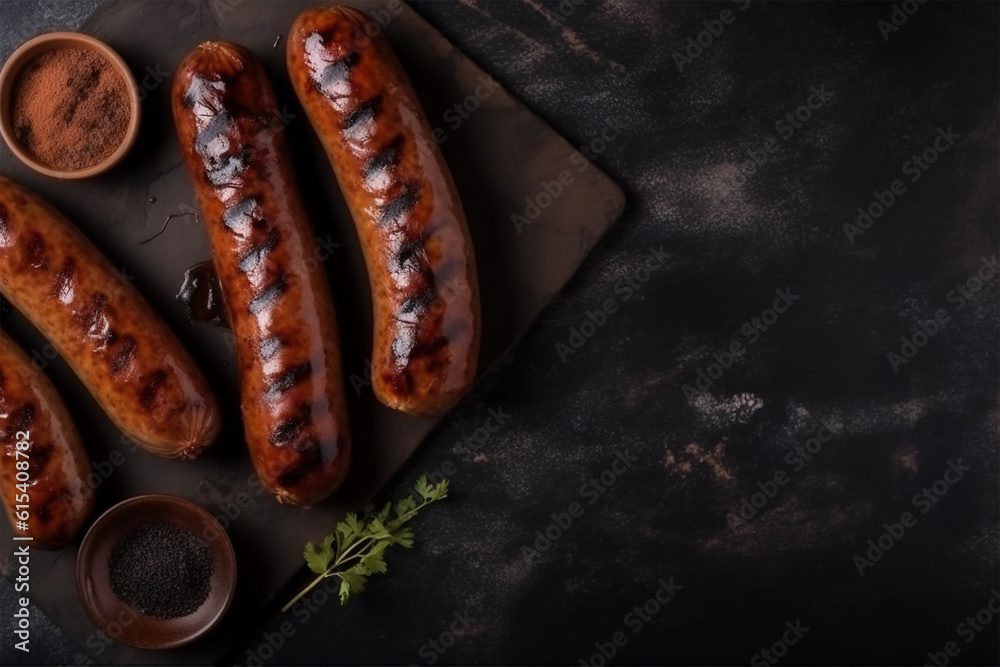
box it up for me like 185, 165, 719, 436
281, 572, 329, 613
282, 475, 449, 612
334, 535, 376, 566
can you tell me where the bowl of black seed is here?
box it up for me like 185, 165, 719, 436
75, 494, 236, 649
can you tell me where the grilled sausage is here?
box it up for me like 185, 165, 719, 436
287, 6, 480, 416
172, 42, 351, 507
0, 330, 94, 549
0, 176, 219, 459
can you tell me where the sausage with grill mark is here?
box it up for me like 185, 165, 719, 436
172, 42, 351, 507
287, 6, 480, 416
0, 330, 94, 549
0, 176, 220, 459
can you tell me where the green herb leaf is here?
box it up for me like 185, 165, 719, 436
395, 495, 417, 517
361, 550, 388, 575
339, 567, 367, 603
304, 534, 335, 574
414, 475, 433, 501
281, 472, 451, 613
393, 527, 415, 548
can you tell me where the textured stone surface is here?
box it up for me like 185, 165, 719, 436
4, 1, 999, 665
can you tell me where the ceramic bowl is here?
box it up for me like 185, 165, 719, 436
75, 494, 236, 650
0, 31, 141, 179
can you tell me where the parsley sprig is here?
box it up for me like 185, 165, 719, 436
281, 475, 449, 612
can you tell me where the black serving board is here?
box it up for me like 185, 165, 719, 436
0, 0, 624, 664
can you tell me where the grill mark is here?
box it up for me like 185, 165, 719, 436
110, 335, 137, 375
223, 197, 261, 237
24, 232, 46, 269
248, 274, 288, 315
398, 290, 436, 317
264, 362, 312, 399
139, 370, 168, 409
260, 336, 282, 360
379, 187, 419, 227
76, 293, 109, 337
238, 228, 280, 274
276, 465, 307, 488
364, 136, 404, 181
271, 411, 308, 445
206, 147, 250, 187
411, 336, 449, 359
392, 235, 428, 272
391, 330, 415, 363
50, 257, 75, 303
342, 96, 381, 134
195, 111, 232, 155
276, 453, 320, 488
318, 51, 358, 94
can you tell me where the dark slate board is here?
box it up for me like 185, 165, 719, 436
0, 1, 624, 664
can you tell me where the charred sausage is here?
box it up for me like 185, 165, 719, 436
0, 176, 219, 459
287, 6, 480, 416
172, 42, 351, 507
0, 330, 94, 549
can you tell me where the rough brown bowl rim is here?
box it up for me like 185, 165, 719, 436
0, 31, 141, 179
75, 493, 237, 651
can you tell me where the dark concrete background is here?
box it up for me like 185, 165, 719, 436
3, 1, 998, 665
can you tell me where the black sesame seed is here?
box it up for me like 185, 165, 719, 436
108, 521, 213, 620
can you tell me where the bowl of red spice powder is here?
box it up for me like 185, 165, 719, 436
0, 32, 140, 179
